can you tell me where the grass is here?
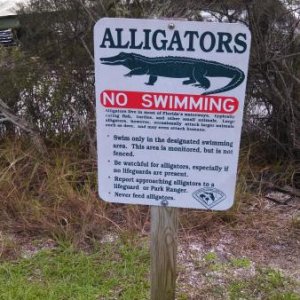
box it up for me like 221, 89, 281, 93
177, 250, 300, 300
203, 251, 218, 262
0, 238, 150, 300
0, 139, 299, 299
0, 139, 152, 247
0, 139, 296, 245
203, 252, 251, 272
230, 257, 251, 268
1, 239, 298, 300
228, 268, 300, 300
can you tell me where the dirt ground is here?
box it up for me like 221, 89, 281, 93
176, 195, 300, 299
1, 193, 299, 299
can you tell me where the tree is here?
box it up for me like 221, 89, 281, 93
1, 0, 299, 162
246, 0, 300, 158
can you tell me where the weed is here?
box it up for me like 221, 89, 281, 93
204, 251, 218, 262
228, 268, 300, 300
292, 213, 300, 229
230, 257, 251, 268
0, 233, 20, 261
202, 251, 224, 272
229, 281, 247, 298
203, 252, 251, 272
177, 293, 189, 300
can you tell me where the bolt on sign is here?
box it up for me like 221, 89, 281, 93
94, 18, 251, 210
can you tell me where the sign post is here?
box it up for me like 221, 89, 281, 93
151, 206, 177, 300
94, 18, 251, 299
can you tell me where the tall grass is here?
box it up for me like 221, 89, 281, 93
0, 138, 296, 246
0, 139, 112, 245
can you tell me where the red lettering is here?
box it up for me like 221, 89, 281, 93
100, 90, 238, 114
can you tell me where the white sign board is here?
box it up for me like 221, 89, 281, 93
94, 18, 251, 210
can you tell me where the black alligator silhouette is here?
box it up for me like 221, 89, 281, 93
101, 52, 245, 95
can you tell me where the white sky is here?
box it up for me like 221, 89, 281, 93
0, 0, 28, 16
0, 0, 298, 19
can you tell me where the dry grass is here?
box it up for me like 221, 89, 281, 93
0, 139, 119, 247
0, 138, 297, 250
178, 143, 298, 237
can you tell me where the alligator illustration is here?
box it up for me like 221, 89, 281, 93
100, 52, 245, 95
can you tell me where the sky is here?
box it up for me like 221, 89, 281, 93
0, 0, 28, 16
0, 0, 298, 19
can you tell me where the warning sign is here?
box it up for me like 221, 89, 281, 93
94, 18, 251, 210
